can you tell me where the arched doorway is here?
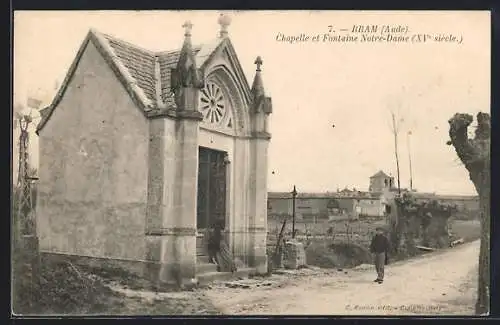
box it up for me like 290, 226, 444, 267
196, 146, 229, 257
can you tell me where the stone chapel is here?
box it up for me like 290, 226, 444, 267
35, 15, 272, 284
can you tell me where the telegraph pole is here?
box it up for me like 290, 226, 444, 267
291, 185, 297, 239
391, 112, 401, 195
407, 131, 413, 191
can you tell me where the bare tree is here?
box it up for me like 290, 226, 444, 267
447, 112, 490, 315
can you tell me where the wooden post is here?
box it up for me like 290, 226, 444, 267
273, 217, 288, 270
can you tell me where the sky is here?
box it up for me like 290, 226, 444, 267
13, 11, 490, 195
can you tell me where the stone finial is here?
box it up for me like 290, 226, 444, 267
254, 56, 263, 72
218, 14, 232, 38
250, 55, 272, 115
171, 19, 204, 100
182, 20, 193, 37
251, 56, 265, 98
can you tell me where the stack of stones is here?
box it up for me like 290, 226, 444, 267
283, 240, 307, 269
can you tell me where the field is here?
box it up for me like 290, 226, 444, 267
268, 216, 388, 248
267, 217, 388, 269
268, 216, 481, 245
267, 216, 482, 269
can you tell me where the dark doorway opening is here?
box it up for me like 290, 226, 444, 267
196, 147, 227, 257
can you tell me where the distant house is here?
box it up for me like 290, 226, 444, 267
267, 192, 332, 221
267, 190, 387, 220
353, 196, 386, 217
369, 170, 395, 193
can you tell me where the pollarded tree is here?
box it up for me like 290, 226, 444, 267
447, 112, 490, 315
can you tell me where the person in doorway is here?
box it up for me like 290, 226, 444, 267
370, 226, 390, 284
207, 223, 221, 264
213, 219, 237, 273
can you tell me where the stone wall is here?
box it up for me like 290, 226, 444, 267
37, 41, 149, 262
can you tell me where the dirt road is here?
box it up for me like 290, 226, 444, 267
204, 240, 479, 315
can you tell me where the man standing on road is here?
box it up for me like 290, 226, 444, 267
370, 227, 390, 284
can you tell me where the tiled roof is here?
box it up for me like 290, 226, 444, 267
103, 34, 157, 104
267, 191, 379, 200
36, 29, 226, 133
36, 28, 261, 134
102, 32, 206, 108
370, 170, 391, 178
268, 192, 333, 199
411, 193, 478, 201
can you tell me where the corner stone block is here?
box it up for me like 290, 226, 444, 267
158, 235, 196, 285
248, 231, 268, 273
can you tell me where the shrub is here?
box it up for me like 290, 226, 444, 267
305, 240, 372, 269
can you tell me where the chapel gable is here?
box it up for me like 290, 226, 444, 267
37, 14, 271, 140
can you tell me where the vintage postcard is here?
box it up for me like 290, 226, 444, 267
12, 10, 490, 316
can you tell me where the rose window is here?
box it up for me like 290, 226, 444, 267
200, 82, 227, 124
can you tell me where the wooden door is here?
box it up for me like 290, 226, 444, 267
196, 147, 227, 256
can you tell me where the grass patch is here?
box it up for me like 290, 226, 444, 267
76, 264, 157, 292
13, 253, 126, 315
12, 253, 221, 315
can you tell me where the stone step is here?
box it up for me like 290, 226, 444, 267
197, 267, 255, 285
197, 255, 211, 264
196, 262, 218, 274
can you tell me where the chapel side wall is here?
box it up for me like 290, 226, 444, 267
108, 67, 149, 261
37, 41, 149, 261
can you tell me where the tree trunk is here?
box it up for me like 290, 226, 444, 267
475, 168, 490, 314
447, 112, 490, 315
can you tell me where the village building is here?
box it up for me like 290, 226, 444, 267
368, 170, 395, 193
410, 193, 480, 212
35, 16, 272, 285
267, 190, 387, 220
267, 170, 479, 223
